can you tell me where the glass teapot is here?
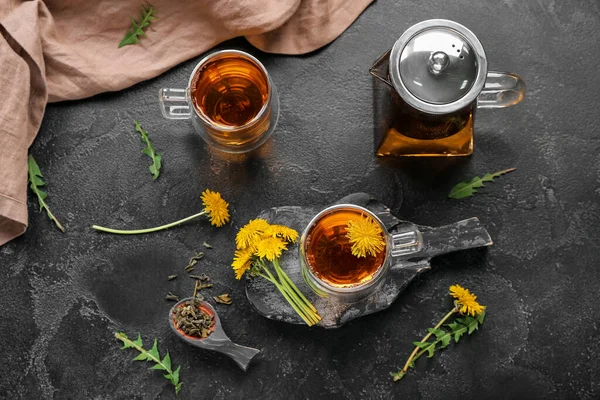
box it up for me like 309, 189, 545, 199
370, 19, 525, 157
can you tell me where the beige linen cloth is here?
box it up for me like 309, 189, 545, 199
0, 0, 372, 246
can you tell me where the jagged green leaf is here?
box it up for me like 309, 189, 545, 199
37, 189, 48, 203
454, 330, 465, 343
27, 155, 65, 232
32, 175, 44, 187
413, 341, 431, 349
133, 353, 148, 361
439, 333, 452, 349
448, 168, 516, 199
28, 156, 43, 176
133, 333, 143, 347
148, 339, 160, 360
446, 321, 461, 332
135, 120, 162, 180
161, 353, 172, 371
171, 366, 180, 385
468, 322, 479, 335
115, 332, 183, 394
428, 328, 447, 339
119, 4, 157, 48
426, 343, 436, 358
116, 332, 131, 349
476, 310, 486, 324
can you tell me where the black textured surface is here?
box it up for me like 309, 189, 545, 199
2, 1, 600, 399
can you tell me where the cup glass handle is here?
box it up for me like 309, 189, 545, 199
390, 229, 423, 257
158, 88, 192, 120
477, 71, 526, 109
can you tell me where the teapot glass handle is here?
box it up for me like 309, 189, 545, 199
477, 71, 526, 109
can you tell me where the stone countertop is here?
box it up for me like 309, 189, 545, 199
2, 1, 599, 399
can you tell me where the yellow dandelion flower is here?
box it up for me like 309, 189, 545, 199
255, 237, 288, 261
345, 215, 386, 258
232, 247, 255, 280
235, 219, 270, 249
265, 224, 299, 243
449, 284, 485, 316
201, 189, 230, 227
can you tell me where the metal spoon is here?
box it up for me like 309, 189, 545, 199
169, 298, 260, 371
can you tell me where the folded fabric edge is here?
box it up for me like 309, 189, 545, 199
246, 0, 374, 55
0, 194, 27, 246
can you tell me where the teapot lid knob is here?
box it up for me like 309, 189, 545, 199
389, 19, 488, 114
429, 51, 450, 74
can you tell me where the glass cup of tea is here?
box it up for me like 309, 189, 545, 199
299, 204, 423, 303
159, 49, 279, 153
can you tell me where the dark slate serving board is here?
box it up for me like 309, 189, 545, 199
245, 192, 493, 328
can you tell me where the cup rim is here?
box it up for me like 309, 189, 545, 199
187, 49, 272, 132
299, 204, 391, 294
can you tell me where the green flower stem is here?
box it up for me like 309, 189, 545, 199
271, 261, 309, 310
272, 263, 320, 325
268, 261, 320, 324
259, 268, 313, 326
92, 210, 207, 235
273, 259, 319, 314
394, 306, 458, 381
262, 265, 316, 326
262, 265, 306, 316
257, 272, 276, 285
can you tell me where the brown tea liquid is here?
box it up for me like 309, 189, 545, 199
371, 58, 475, 157
191, 53, 270, 145
377, 91, 474, 157
305, 208, 386, 288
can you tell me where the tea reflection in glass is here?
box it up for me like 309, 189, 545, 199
300, 204, 424, 303
303, 206, 387, 290
159, 49, 279, 154
191, 53, 268, 128
190, 51, 274, 150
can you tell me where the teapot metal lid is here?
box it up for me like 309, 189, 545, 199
389, 19, 488, 115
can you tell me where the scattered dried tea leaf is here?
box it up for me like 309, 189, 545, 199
198, 283, 213, 290
167, 274, 177, 281
165, 292, 179, 302
192, 280, 206, 300
188, 274, 210, 281
213, 294, 232, 305
203, 241, 213, 249
184, 252, 204, 272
